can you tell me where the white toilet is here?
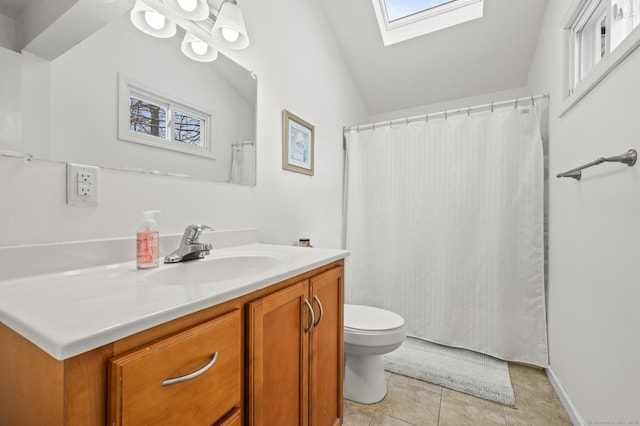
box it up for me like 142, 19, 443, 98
343, 304, 406, 404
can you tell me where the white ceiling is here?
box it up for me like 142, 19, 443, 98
2, 0, 549, 117
318, 0, 549, 115
0, 0, 26, 18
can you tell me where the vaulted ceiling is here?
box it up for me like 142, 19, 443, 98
0, 0, 23, 17
317, 0, 549, 115
2, 0, 549, 117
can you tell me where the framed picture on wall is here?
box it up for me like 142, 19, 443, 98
282, 110, 314, 176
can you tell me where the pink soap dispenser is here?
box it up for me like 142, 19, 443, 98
136, 210, 160, 269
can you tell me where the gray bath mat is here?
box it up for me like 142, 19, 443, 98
383, 337, 516, 406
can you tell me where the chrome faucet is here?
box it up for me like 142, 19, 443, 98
164, 225, 213, 263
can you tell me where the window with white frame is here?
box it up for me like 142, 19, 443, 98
118, 74, 214, 159
562, 0, 640, 114
371, 0, 484, 46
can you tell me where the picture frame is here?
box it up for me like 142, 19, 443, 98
282, 110, 314, 176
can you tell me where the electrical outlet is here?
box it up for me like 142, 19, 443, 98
78, 172, 92, 183
67, 163, 100, 205
77, 183, 92, 196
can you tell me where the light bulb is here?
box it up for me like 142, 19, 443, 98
144, 10, 166, 30
176, 0, 197, 12
191, 40, 208, 55
221, 27, 239, 43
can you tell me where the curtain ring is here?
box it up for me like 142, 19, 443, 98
514, 98, 519, 109
531, 95, 535, 106
490, 102, 494, 112
406, 117, 409, 126
425, 114, 429, 123
467, 107, 471, 116
444, 110, 448, 120
389, 120, 392, 128
372, 122, 376, 131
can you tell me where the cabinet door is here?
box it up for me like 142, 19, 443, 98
309, 267, 344, 426
108, 310, 241, 425
247, 281, 311, 426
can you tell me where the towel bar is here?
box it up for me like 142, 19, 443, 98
556, 149, 637, 181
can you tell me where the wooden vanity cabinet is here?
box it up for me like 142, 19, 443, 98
247, 266, 344, 426
0, 261, 344, 425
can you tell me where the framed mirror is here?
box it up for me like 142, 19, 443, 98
0, 0, 257, 185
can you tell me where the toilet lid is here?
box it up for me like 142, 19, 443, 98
344, 304, 404, 332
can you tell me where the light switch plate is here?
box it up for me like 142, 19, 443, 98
67, 163, 100, 205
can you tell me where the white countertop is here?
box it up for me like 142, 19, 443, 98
0, 243, 348, 360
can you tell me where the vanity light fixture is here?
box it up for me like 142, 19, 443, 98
130, 0, 177, 38
181, 32, 219, 62
211, 0, 250, 49
165, 0, 210, 21
129, 0, 250, 63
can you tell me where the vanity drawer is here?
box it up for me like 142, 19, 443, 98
216, 407, 242, 426
108, 309, 241, 425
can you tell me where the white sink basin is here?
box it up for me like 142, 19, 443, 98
146, 253, 284, 286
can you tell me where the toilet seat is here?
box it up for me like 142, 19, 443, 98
344, 304, 405, 332
343, 304, 406, 404
344, 304, 406, 349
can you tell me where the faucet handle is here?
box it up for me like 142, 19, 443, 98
181, 224, 214, 246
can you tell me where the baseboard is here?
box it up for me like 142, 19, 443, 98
545, 366, 584, 426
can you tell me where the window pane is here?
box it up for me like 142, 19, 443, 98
384, 0, 455, 21
129, 97, 166, 138
597, 14, 607, 61
578, 3, 608, 82
174, 111, 203, 147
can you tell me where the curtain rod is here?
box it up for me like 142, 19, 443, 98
344, 94, 549, 134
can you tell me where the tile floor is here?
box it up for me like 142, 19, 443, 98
343, 363, 573, 425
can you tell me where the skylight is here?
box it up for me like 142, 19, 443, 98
384, 0, 455, 22
372, 0, 484, 46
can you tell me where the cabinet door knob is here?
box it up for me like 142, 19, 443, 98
161, 352, 219, 386
313, 295, 324, 327
304, 299, 315, 333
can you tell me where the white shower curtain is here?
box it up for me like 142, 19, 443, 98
344, 102, 548, 367
230, 141, 256, 186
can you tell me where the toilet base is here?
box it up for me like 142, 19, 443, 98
343, 352, 387, 404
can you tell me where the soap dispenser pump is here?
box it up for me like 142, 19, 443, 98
137, 210, 161, 269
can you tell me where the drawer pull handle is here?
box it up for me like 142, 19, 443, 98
313, 295, 324, 327
161, 352, 219, 387
304, 299, 315, 333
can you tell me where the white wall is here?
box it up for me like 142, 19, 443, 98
527, 1, 640, 423
0, 0, 368, 248
367, 86, 529, 123
0, 13, 15, 50
0, 47, 21, 152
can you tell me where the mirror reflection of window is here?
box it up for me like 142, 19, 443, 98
119, 74, 213, 159
130, 97, 167, 138
128, 97, 204, 147
174, 111, 202, 147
